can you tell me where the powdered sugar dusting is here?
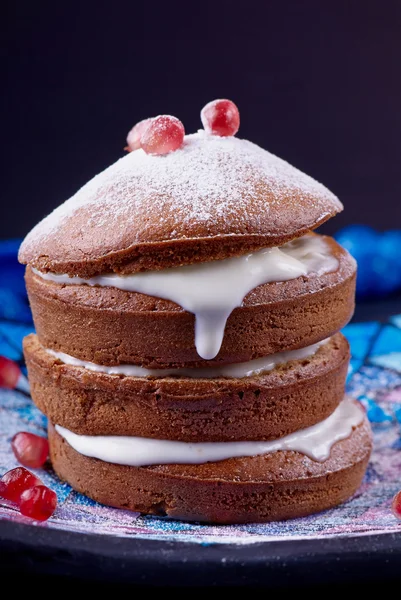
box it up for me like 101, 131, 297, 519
20, 131, 342, 256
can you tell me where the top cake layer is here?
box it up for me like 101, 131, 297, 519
19, 132, 342, 277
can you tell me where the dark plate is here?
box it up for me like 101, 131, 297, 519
1, 520, 401, 587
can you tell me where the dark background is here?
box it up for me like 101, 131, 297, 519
2, 0, 401, 241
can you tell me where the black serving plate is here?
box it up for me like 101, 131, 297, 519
1, 520, 401, 588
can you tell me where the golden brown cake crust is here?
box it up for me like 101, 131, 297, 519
18, 134, 342, 276
25, 236, 356, 367
19, 129, 367, 525
48, 416, 372, 524
24, 333, 349, 441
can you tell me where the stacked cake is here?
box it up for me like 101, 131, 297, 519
19, 108, 372, 523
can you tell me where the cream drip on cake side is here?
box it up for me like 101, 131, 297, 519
34, 234, 338, 360
55, 397, 364, 467
46, 338, 329, 379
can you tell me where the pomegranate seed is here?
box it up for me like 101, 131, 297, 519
0, 467, 42, 503
20, 485, 57, 521
201, 99, 240, 137
0, 356, 20, 389
141, 115, 185, 155
125, 118, 153, 152
392, 491, 401, 519
12, 432, 49, 468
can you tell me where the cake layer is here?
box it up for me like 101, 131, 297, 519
55, 398, 364, 465
48, 414, 372, 524
19, 132, 342, 277
25, 236, 356, 368
25, 333, 349, 441
32, 233, 339, 360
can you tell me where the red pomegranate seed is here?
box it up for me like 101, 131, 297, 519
0, 356, 20, 389
141, 115, 185, 155
20, 485, 57, 521
0, 467, 42, 503
11, 432, 49, 468
125, 118, 153, 152
200, 99, 240, 137
392, 490, 401, 519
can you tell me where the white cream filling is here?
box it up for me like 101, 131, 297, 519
34, 234, 338, 361
46, 338, 329, 379
55, 397, 363, 466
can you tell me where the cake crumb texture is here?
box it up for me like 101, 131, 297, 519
49, 418, 371, 524
24, 333, 349, 441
